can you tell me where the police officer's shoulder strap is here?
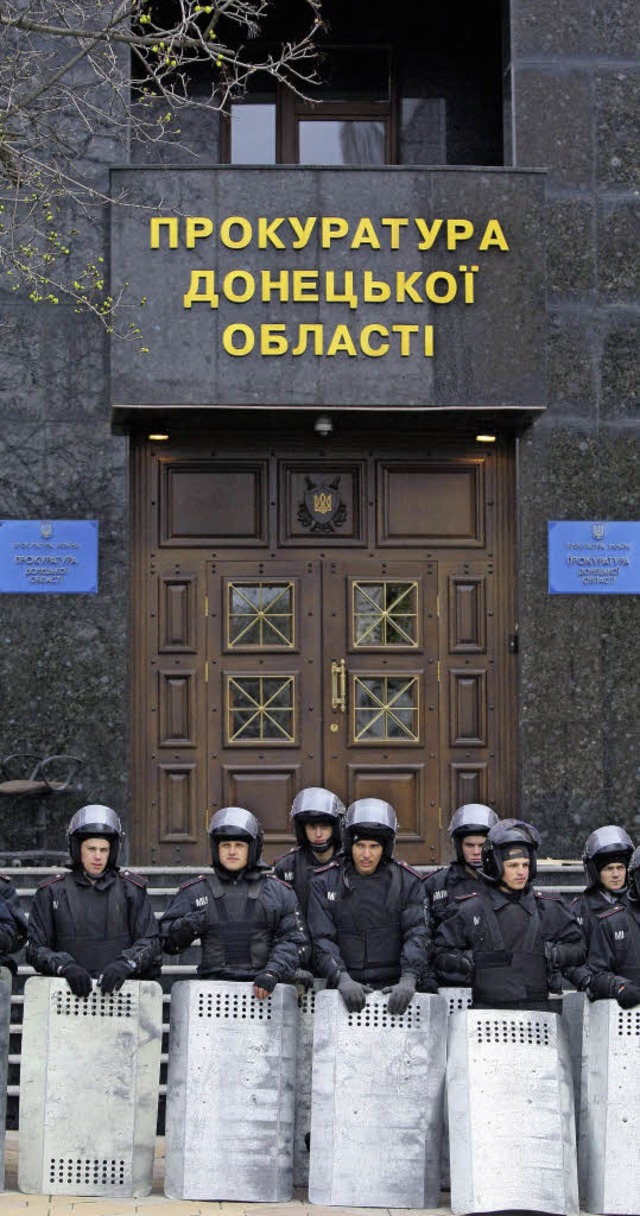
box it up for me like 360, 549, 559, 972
120, 869, 148, 889
454, 891, 480, 902
596, 904, 625, 920
395, 858, 422, 879
266, 873, 294, 892
273, 846, 299, 865
179, 873, 207, 891
37, 873, 66, 890
534, 891, 564, 903
315, 859, 340, 876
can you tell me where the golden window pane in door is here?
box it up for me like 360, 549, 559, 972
353, 675, 419, 742
352, 581, 418, 647
228, 582, 294, 648
227, 675, 296, 743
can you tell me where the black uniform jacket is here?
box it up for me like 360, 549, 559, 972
587, 894, 640, 999
434, 883, 585, 1009
0, 875, 28, 973
26, 867, 161, 978
564, 884, 621, 990
160, 862, 308, 982
423, 861, 480, 929
307, 856, 431, 988
273, 844, 335, 916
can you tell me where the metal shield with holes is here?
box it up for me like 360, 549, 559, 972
18, 977, 163, 1196
293, 979, 326, 1188
447, 1009, 579, 1216
164, 980, 298, 1201
308, 988, 447, 1207
438, 985, 474, 1192
579, 1000, 640, 1215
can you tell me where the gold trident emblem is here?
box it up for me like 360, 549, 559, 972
314, 492, 332, 515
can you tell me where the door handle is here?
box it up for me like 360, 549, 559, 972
331, 658, 347, 713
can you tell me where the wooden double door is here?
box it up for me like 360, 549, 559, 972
132, 428, 517, 866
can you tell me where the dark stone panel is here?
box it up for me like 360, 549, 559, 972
40, 309, 108, 422
597, 197, 640, 300
511, 0, 594, 58
545, 197, 596, 297
546, 312, 598, 415
517, 421, 640, 853
513, 67, 594, 189
601, 316, 640, 418
595, 69, 640, 189
0, 301, 45, 422
594, 0, 640, 57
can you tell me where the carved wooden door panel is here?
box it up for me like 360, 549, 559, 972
322, 560, 441, 866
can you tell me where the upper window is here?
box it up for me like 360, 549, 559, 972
225, 46, 396, 165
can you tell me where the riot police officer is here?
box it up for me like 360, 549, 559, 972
424, 803, 498, 934
433, 818, 585, 1010
307, 798, 435, 1014
273, 786, 345, 914
160, 806, 308, 999
587, 844, 640, 1008
26, 805, 160, 996
564, 824, 634, 992
0, 874, 28, 981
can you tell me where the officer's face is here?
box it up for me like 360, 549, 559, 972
80, 837, 110, 877
304, 821, 333, 851
461, 834, 487, 868
500, 856, 530, 890
218, 839, 250, 871
352, 839, 383, 875
599, 861, 627, 892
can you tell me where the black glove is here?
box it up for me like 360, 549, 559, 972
383, 973, 416, 1016
545, 941, 584, 969
616, 982, 640, 1009
337, 973, 372, 1012
60, 963, 93, 997
167, 909, 207, 949
293, 968, 314, 992
100, 959, 134, 994
253, 970, 278, 994
437, 952, 473, 979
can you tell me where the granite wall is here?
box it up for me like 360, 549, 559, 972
511, 0, 640, 851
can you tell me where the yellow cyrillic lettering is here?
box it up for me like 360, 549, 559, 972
459, 264, 479, 303
424, 326, 434, 357
360, 325, 389, 357
222, 324, 255, 356
258, 216, 286, 249
223, 270, 255, 303
326, 271, 358, 310
289, 217, 317, 248
321, 217, 349, 247
381, 218, 409, 249
220, 216, 252, 249
326, 324, 357, 356
478, 219, 509, 251
185, 217, 214, 247
150, 217, 179, 249
183, 271, 219, 309
261, 271, 290, 302
415, 218, 443, 250
363, 272, 392, 303
396, 271, 423, 303
291, 271, 319, 301
446, 219, 474, 248
351, 217, 381, 250
292, 324, 324, 355
391, 324, 419, 356
260, 324, 288, 355
425, 271, 457, 303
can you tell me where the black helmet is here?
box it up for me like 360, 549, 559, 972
448, 803, 499, 864
582, 825, 634, 888
68, 804, 123, 869
208, 806, 263, 869
627, 846, 640, 903
290, 787, 345, 851
481, 818, 541, 885
344, 798, 398, 863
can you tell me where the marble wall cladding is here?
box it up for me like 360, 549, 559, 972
0, 301, 130, 857
510, 0, 640, 850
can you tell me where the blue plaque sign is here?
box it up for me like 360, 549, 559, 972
548, 520, 640, 595
0, 520, 98, 594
